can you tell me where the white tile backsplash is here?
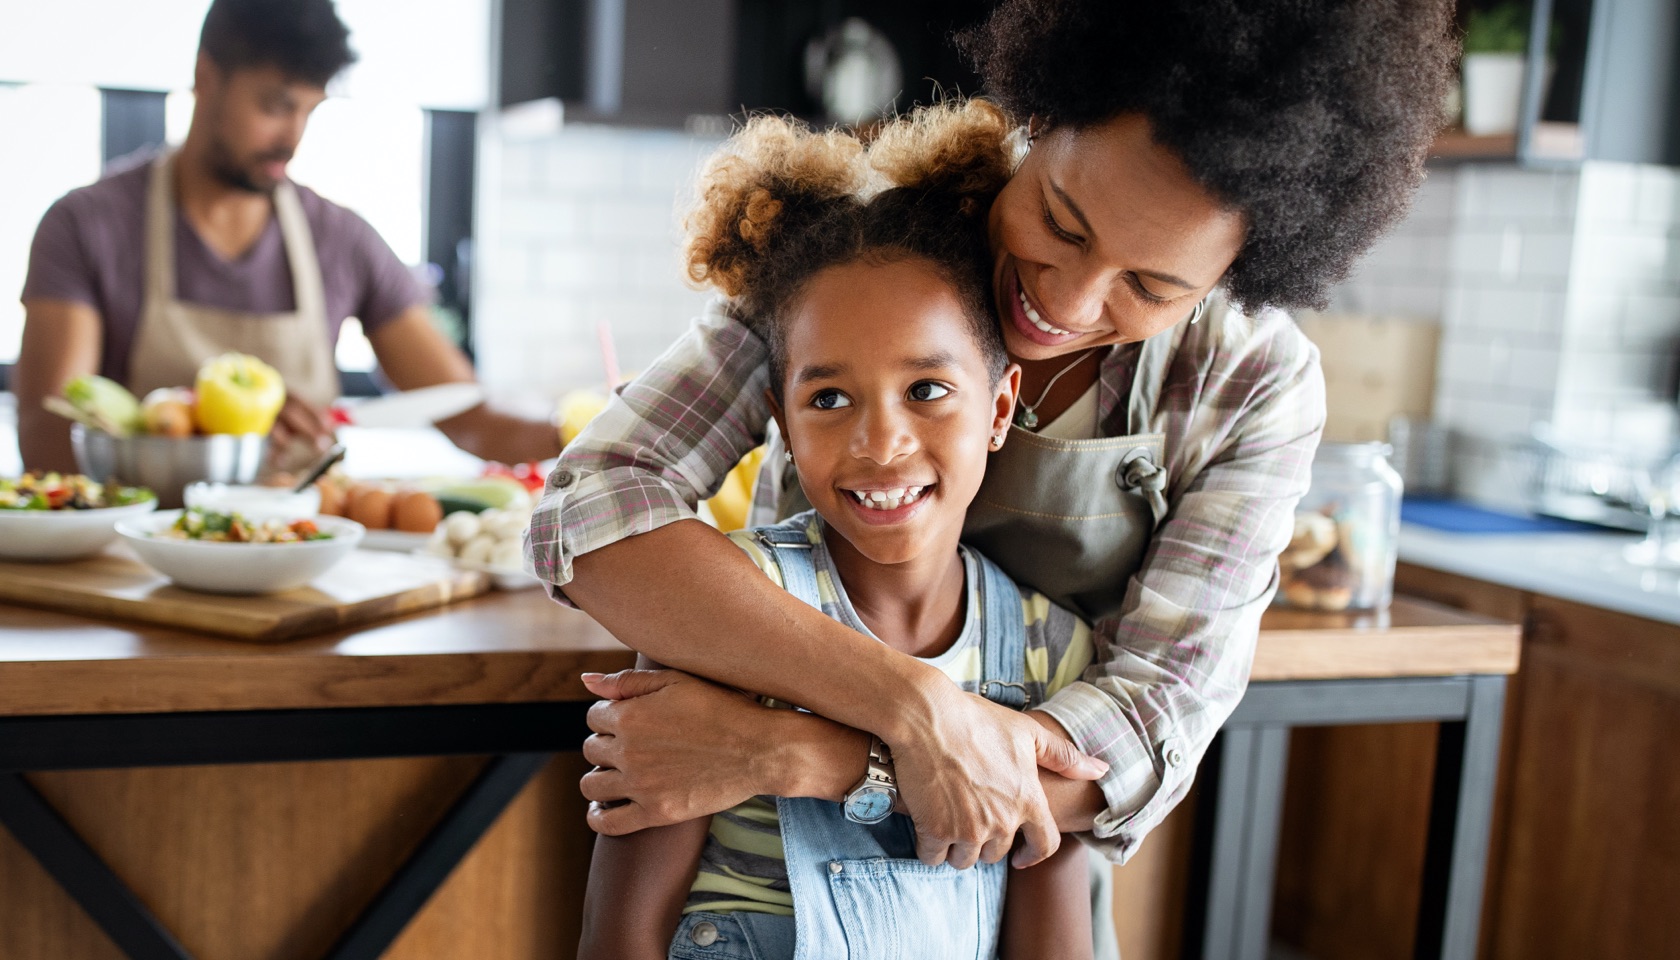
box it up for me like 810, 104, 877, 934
1321, 159, 1680, 506
473, 118, 724, 396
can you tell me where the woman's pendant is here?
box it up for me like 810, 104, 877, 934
1015, 406, 1039, 429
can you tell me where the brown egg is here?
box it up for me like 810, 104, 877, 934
346, 484, 394, 530
315, 479, 345, 517
391, 490, 443, 533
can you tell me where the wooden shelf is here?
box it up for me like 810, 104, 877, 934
1430, 128, 1518, 161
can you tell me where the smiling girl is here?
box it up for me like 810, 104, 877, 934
580, 105, 1099, 960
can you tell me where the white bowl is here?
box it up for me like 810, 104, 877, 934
0, 498, 159, 562
115, 511, 365, 595
184, 483, 321, 521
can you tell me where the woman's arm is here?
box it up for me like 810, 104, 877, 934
1033, 310, 1327, 864
580, 819, 712, 959
1000, 835, 1095, 960
579, 670, 1106, 842
532, 310, 1104, 868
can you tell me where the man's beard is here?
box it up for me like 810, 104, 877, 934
206, 137, 287, 194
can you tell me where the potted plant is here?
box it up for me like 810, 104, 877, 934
1461, 3, 1532, 135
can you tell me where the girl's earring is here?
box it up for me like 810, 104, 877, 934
991, 433, 1005, 450
1188, 296, 1209, 326
784, 451, 794, 464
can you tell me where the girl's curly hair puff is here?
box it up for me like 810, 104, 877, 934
682, 99, 1016, 393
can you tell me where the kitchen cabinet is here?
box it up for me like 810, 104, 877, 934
1438, 0, 1680, 165
496, 0, 995, 126
1273, 561, 1680, 960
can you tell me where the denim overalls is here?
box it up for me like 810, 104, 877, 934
670, 518, 1036, 960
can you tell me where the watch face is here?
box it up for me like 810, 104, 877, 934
845, 787, 893, 823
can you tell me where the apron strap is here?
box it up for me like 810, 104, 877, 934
144, 151, 179, 306
976, 551, 1030, 710
271, 181, 329, 323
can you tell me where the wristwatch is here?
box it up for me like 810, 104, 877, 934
842, 736, 898, 824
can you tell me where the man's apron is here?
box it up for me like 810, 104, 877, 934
127, 150, 338, 411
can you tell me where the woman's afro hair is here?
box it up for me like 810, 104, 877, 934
959, 0, 1458, 311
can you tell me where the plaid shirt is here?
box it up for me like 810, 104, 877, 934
527, 297, 1325, 863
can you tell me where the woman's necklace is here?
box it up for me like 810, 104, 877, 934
1013, 348, 1098, 429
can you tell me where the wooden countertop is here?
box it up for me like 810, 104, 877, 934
0, 591, 1518, 718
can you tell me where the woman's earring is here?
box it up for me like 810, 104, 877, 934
991, 433, 1005, 450
1188, 296, 1209, 326
784, 451, 794, 464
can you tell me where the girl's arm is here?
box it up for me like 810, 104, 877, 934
580, 820, 712, 960
531, 309, 1103, 869
1000, 835, 1096, 960
579, 654, 715, 960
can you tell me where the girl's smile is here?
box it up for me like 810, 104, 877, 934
770, 258, 1018, 571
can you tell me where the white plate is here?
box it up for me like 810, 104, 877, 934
0, 499, 159, 562
338, 384, 486, 428
115, 511, 365, 595
410, 548, 541, 591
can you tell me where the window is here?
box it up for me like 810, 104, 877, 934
0, 84, 102, 365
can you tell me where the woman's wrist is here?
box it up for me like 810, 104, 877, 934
874, 656, 960, 746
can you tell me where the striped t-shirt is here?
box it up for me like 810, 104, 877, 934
685, 511, 1094, 916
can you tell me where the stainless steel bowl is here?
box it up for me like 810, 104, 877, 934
71, 425, 268, 509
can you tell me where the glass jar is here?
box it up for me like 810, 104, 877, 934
1275, 442, 1404, 611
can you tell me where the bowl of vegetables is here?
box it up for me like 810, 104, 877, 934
115, 508, 364, 595
51, 359, 285, 508
0, 473, 158, 562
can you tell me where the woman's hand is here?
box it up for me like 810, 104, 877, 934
579, 669, 868, 835
889, 680, 1108, 870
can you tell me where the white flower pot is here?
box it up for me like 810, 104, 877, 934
1462, 52, 1527, 136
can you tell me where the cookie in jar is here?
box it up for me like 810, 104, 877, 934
1276, 442, 1403, 611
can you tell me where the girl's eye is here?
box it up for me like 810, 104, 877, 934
907, 381, 951, 402
811, 389, 851, 410
1042, 202, 1081, 244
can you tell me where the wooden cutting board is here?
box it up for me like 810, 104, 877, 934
0, 547, 491, 642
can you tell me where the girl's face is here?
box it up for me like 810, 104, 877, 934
988, 112, 1249, 362
770, 258, 1019, 568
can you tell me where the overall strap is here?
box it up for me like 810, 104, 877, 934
975, 551, 1030, 710
753, 522, 822, 612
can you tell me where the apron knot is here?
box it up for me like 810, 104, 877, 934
1117, 447, 1167, 494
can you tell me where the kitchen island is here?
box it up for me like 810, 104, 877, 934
0, 584, 1518, 960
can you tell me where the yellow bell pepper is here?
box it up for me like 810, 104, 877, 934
704, 446, 767, 533
193, 353, 287, 435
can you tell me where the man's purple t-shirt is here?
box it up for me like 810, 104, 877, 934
21, 152, 424, 384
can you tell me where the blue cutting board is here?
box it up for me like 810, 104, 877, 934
1400, 496, 1599, 534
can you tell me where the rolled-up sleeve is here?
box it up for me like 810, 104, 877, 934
524, 301, 772, 604
1038, 313, 1326, 863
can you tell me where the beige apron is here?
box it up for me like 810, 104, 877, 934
962, 331, 1178, 960
127, 150, 338, 410
961, 332, 1174, 622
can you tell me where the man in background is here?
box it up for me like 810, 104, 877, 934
16, 0, 561, 471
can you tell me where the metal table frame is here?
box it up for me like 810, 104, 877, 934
1181, 674, 1507, 960
0, 702, 590, 960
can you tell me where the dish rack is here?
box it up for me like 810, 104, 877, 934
1524, 435, 1669, 532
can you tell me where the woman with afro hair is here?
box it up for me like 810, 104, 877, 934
529, 0, 1456, 951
